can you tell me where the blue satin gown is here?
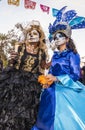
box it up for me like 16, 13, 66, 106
31, 49, 85, 130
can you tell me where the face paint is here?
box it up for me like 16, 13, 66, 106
27, 29, 39, 43
54, 33, 67, 46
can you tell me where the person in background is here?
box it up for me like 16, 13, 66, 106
0, 56, 3, 72
79, 66, 85, 85
0, 20, 49, 130
32, 11, 85, 130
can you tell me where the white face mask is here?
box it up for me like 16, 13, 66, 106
27, 29, 39, 43
54, 33, 67, 46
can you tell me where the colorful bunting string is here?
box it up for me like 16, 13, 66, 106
5, 0, 85, 29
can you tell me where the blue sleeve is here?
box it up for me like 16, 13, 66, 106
69, 53, 80, 81
57, 74, 84, 92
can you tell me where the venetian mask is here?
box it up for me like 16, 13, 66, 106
26, 29, 39, 43
54, 32, 67, 46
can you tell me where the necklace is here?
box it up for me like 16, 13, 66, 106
26, 44, 38, 54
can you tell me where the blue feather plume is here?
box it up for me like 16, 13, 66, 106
69, 16, 85, 26
49, 6, 85, 39
71, 20, 85, 29
53, 6, 67, 25
62, 10, 77, 23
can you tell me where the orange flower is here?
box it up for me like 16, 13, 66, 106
38, 75, 47, 84
38, 75, 53, 85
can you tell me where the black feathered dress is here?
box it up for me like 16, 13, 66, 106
0, 44, 46, 130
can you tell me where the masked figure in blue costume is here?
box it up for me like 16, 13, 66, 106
32, 6, 85, 130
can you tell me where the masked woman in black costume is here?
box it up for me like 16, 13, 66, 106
0, 20, 49, 130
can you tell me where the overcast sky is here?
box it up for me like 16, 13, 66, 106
0, 0, 85, 57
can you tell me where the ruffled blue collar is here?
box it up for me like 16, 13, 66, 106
53, 49, 71, 58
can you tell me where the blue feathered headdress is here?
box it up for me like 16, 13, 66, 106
49, 6, 85, 41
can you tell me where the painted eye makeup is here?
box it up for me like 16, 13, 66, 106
54, 33, 66, 40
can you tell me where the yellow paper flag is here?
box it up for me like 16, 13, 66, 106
8, 0, 20, 6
